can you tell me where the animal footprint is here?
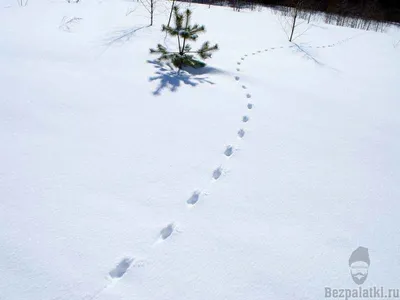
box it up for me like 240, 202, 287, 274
212, 167, 222, 180
235, 76, 240, 81
237, 62, 241, 65
252, 53, 256, 55
224, 145, 233, 157
247, 103, 253, 109
246, 93, 251, 98
244, 54, 248, 57
109, 257, 134, 279
236, 68, 240, 71
160, 223, 175, 240
257, 50, 261, 53
238, 129, 245, 138
241, 57, 245, 60
242, 85, 247, 89
242, 116, 249, 122
187, 191, 200, 206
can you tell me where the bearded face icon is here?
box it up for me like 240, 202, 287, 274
349, 247, 370, 285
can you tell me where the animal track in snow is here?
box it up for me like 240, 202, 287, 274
187, 192, 200, 206
257, 50, 261, 53
160, 223, 175, 240
109, 257, 134, 279
238, 129, 245, 138
212, 167, 222, 180
224, 145, 233, 157
105, 40, 354, 288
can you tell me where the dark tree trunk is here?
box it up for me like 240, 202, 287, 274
150, 0, 154, 26
289, 8, 298, 41
167, 0, 176, 27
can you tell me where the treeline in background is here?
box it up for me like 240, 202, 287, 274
178, 0, 400, 31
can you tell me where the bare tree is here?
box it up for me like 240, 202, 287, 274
288, 0, 305, 42
139, 0, 156, 26
167, 0, 176, 27
276, 0, 313, 42
307, 10, 312, 23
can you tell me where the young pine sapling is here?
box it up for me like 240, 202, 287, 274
150, 7, 218, 70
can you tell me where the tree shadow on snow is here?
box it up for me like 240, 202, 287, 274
182, 65, 228, 76
148, 60, 215, 96
292, 43, 341, 73
104, 25, 151, 46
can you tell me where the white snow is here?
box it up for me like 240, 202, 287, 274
1, 1, 400, 300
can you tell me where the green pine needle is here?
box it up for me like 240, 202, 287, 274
149, 7, 218, 69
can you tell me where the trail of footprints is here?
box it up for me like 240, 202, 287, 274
103, 37, 354, 288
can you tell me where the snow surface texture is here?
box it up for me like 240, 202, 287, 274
1, 1, 400, 300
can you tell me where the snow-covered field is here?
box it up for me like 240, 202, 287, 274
1, 1, 400, 299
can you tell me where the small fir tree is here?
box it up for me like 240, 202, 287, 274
150, 7, 218, 70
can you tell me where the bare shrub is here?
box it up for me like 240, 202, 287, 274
59, 16, 82, 32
